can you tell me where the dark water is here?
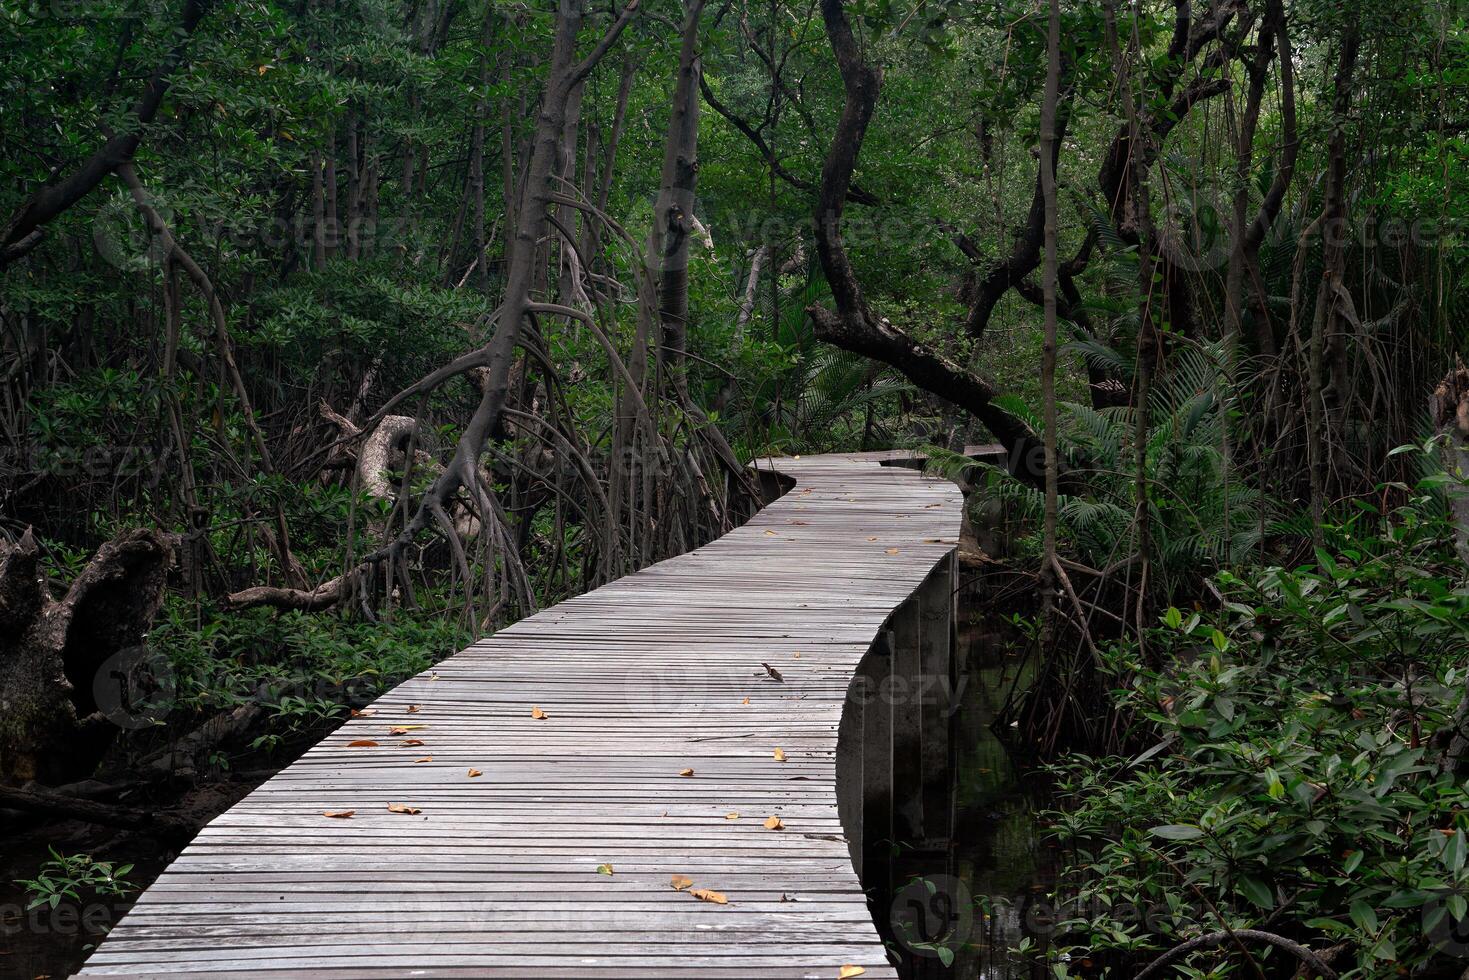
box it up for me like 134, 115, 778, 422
886, 620, 1061, 979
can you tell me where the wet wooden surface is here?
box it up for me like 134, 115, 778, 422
79, 450, 967, 978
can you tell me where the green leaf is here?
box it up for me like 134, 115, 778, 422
1349, 899, 1378, 934
1239, 875, 1274, 909
1149, 824, 1204, 841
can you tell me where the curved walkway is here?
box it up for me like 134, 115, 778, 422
80, 451, 964, 978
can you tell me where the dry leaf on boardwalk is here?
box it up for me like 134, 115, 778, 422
725, 812, 740, 820
531, 706, 547, 720
761, 662, 784, 682
763, 815, 784, 831
388, 725, 425, 735
596, 863, 614, 876
414, 756, 432, 763
679, 768, 695, 777
406, 705, 420, 713
346, 739, 378, 747
838, 967, 866, 979
773, 748, 787, 762
885, 548, 900, 555
741, 697, 750, 705
467, 768, 482, 778
399, 738, 426, 747
350, 708, 376, 717
763, 529, 779, 536
670, 874, 694, 891
321, 810, 354, 819
690, 888, 728, 905
387, 803, 421, 815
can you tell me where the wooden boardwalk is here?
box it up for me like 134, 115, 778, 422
79, 451, 965, 978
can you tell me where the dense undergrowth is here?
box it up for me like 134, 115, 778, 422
1032, 480, 1469, 977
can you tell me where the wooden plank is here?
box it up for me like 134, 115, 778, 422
78, 450, 967, 978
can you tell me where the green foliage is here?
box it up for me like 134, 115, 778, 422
15, 849, 136, 913
959, 343, 1266, 602
152, 601, 471, 739
1044, 490, 1469, 977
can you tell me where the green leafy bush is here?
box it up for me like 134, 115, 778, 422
1044, 493, 1469, 977
15, 850, 135, 913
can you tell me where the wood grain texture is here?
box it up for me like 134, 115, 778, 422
78, 450, 969, 979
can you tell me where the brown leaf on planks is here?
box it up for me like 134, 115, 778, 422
531, 706, 547, 720
414, 756, 432, 764
761, 662, 784, 682
787, 520, 810, 525
467, 768, 482, 778
387, 803, 421, 815
838, 967, 866, 979
346, 739, 379, 747
773, 747, 787, 762
689, 888, 728, 905
679, 768, 695, 777
741, 697, 750, 705
321, 810, 354, 819
350, 708, 376, 717
763, 815, 784, 831
670, 874, 694, 891
399, 738, 426, 747
388, 725, 425, 735
885, 548, 900, 555
406, 705, 421, 713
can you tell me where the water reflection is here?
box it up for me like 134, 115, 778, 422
887, 619, 1060, 979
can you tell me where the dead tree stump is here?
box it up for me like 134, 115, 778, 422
0, 528, 172, 784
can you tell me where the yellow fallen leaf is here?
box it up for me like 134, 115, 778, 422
430, 671, 440, 681
399, 738, 426, 747
388, 725, 425, 735
467, 768, 482, 778
531, 706, 547, 720
596, 863, 614, 876
773, 748, 787, 762
670, 874, 694, 891
414, 756, 432, 763
793, 652, 801, 659
690, 888, 728, 905
763, 815, 784, 831
679, 768, 695, 777
725, 812, 740, 820
742, 697, 750, 705
387, 803, 421, 815
763, 529, 779, 536
838, 967, 866, 979
321, 810, 354, 819
346, 739, 379, 747
885, 548, 900, 555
